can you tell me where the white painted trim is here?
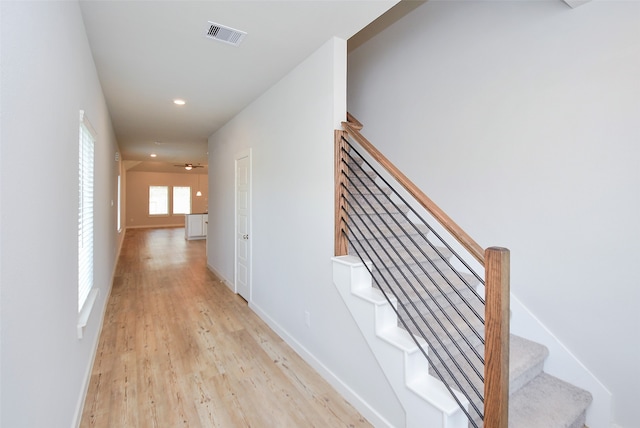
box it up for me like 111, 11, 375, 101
249, 300, 395, 428
72, 228, 125, 428
79, 109, 97, 140
125, 224, 183, 230
73, 289, 111, 427
76, 288, 99, 339
73, 290, 107, 428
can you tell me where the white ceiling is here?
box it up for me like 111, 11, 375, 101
79, 0, 400, 173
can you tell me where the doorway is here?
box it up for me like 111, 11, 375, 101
235, 150, 251, 301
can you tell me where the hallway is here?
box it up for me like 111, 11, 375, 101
80, 227, 371, 427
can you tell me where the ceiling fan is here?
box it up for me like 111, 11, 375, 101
174, 163, 204, 171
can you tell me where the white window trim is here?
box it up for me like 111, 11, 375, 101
77, 288, 99, 339
77, 110, 97, 337
117, 174, 122, 232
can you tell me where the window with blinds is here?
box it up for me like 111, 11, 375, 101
117, 175, 122, 232
78, 111, 95, 312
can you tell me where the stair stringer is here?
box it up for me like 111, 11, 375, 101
333, 255, 470, 428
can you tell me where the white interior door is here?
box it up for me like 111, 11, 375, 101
235, 154, 251, 301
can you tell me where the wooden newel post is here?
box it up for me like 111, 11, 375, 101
334, 130, 349, 256
484, 247, 510, 428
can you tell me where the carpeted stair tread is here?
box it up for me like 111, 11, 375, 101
348, 242, 443, 274
349, 210, 413, 227
508, 372, 592, 428
349, 200, 410, 215
430, 334, 549, 423
509, 335, 549, 394
388, 272, 482, 311
348, 165, 377, 179
401, 300, 485, 360
348, 221, 429, 241
346, 183, 391, 197
398, 268, 480, 300
363, 243, 454, 272
357, 232, 445, 254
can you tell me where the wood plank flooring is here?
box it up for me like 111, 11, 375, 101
80, 227, 372, 428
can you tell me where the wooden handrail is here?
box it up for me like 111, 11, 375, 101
346, 112, 363, 130
484, 247, 510, 428
342, 121, 485, 265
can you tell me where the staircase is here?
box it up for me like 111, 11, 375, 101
332, 120, 592, 427
333, 256, 593, 427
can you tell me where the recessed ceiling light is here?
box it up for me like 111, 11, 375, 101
150, 153, 157, 158
173, 99, 186, 106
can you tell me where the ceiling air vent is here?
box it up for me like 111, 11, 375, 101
205, 21, 246, 46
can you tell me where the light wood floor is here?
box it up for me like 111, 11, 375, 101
80, 227, 372, 428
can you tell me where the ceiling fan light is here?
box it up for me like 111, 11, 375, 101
185, 165, 193, 170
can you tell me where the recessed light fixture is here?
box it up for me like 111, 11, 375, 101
150, 153, 157, 158
173, 99, 186, 106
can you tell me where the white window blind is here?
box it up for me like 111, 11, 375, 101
78, 111, 95, 312
149, 186, 169, 215
172, 186, 191, 214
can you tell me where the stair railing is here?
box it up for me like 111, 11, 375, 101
335, 114, 509, 428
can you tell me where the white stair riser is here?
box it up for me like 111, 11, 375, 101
333, 256, 469, 428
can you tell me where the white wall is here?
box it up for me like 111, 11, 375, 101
0, 2, 123, 426
348, 1, 640, 427
207, 38, 404, 427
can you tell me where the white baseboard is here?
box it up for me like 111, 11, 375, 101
510, 294, 612, 428
72, 229, 125, 428
249, 301, 394, 428
125, 224, 183, 229
206, 263, 235, 293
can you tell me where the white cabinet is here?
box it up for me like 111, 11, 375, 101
185, 214, 208, 240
